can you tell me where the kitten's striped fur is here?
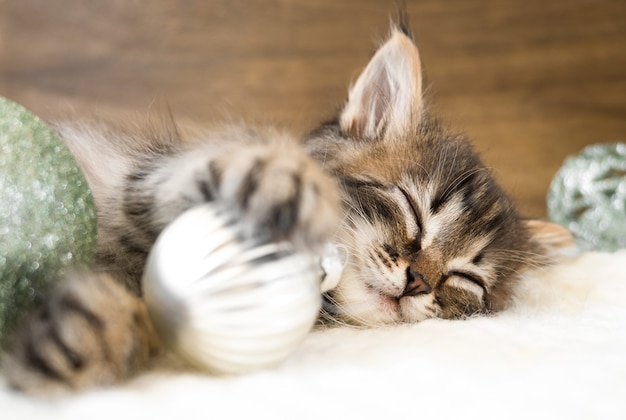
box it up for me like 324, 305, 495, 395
2, 27, 570, 394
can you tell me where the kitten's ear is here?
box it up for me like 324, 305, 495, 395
340, 28, 423, 141
524, 220, 575, 253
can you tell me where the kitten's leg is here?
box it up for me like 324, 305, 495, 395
3, 272, 162, 395
123, 129, 341, 254
3, 128, 340, 395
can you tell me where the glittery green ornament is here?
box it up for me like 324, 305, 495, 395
0, 97, 97, 343
547, 143, 626, 251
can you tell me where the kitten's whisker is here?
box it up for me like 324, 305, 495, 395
387, 158, 432, 179
437, 138, 457, 188
320, 294, 379, 328
438, 166, 491, 204
489, 248, 556, 265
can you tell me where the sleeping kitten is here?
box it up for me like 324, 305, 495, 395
3, 26, 569, 394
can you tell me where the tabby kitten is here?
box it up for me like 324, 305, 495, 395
3, 26, 568, 394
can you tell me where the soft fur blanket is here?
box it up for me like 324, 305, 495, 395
2, 250, 626, 419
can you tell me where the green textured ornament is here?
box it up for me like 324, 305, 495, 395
547, 143, 626, 251
0, 97, 97, 343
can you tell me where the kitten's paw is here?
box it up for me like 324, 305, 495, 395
3, 272, 162, 395
216, 141, 341, 250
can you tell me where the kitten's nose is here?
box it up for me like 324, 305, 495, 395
402, 267, 432, 297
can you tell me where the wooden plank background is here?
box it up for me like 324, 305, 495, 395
1, 0, 625, 217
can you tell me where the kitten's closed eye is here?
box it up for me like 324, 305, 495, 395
445, 271, 487, 297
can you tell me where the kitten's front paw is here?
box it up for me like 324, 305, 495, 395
3, 272, 162, 395
216, 141, 341, 250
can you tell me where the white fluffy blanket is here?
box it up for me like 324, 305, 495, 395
2, 250, 626, 419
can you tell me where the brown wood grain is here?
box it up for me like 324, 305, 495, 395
1, 0, 625, 217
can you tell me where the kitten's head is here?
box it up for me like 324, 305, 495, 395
306, 28, 571, 326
